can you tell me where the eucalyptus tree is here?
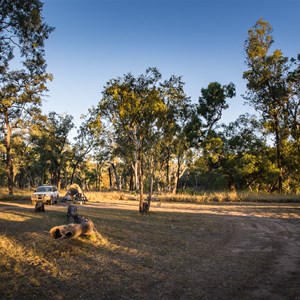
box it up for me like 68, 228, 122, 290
159, 75, 191, 193
221, 114, 270, 191
198, 82, 236, 135
288, 54, 300, 143
243, 18, 291, 193
30, 112, 74, 189
98, 68, 167, 212
0, 0, 53, 194
69, 107, 104, 185
283, 54, 300, 191
184, 81, 236, 149
7, 128, 36, 188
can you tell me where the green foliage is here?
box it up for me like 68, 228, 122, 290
243, 18, 294, 193
2, 16, 300, 197
198, 82, 236, 133
0, 0, 53, 194
29, 112, 74, 187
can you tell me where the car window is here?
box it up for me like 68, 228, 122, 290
36, 186, 54, 192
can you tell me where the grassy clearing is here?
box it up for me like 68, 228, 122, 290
0, 198, 300, 299
0, 201, 211, 299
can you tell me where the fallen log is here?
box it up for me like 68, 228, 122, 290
50, 204, 97, 239
50, 220, 96, 239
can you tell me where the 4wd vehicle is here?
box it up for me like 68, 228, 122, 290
31, 185, 59, 205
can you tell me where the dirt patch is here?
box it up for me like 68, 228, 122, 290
0, 201, 299, 299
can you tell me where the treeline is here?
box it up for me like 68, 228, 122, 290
1, 1, 300, 200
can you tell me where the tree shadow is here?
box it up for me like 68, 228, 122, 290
0, 201, 299, 299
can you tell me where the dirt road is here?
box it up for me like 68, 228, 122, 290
87, 201, 300, 299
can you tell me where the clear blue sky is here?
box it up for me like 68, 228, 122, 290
42, 0, 300, 132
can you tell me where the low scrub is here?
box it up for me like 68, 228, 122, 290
1, 188, 300, 204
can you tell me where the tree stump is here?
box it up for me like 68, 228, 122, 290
139, 200, 150, 213
34, 201, 45, 212
67, 204, 78, 223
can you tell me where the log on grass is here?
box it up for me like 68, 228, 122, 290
49, 220, 95, 239
50, 204, 96, 239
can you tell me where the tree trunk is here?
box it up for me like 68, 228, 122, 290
172, 161, 188, 194
108, 166, 112, 189
137, 148, 149, 213
147, 155, 156, 212
138, 155, 144, 212
172, 155, 182, 194
182, 170, 190, 190
4, 109, 14, 195
274, 116, 283, 193
129, 168, 134, 191
166, 149, 171, 192
111, 162, 121, 190
132, 160, 139, 192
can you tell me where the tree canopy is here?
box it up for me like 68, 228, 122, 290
0, 0, 53, 194
1, 16, 300, 211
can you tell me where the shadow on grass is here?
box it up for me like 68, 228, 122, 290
0, 201, 299, 299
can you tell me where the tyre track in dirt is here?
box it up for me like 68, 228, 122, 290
241, 217, 300, 299
87, 201, 300, 299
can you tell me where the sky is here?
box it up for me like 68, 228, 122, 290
41, 0, 300, 133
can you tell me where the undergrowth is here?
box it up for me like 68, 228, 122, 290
1, 187, 300, 203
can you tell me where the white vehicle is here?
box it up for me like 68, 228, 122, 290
31, 185, 59, 205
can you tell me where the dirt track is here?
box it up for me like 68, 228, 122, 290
87, 201, 300, 299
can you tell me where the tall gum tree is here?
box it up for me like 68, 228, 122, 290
160, 75, 191, 193
98, 68, 167, 213
285, 54, 300, 189
0, 0, 53, 194
243, 18, 290, 193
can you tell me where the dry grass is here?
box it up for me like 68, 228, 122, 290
84, 190, 300, 204
0, 196, 300, 299
156, 191, 239, 203
2, 187, 300, 204
0, 187, 32, 202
